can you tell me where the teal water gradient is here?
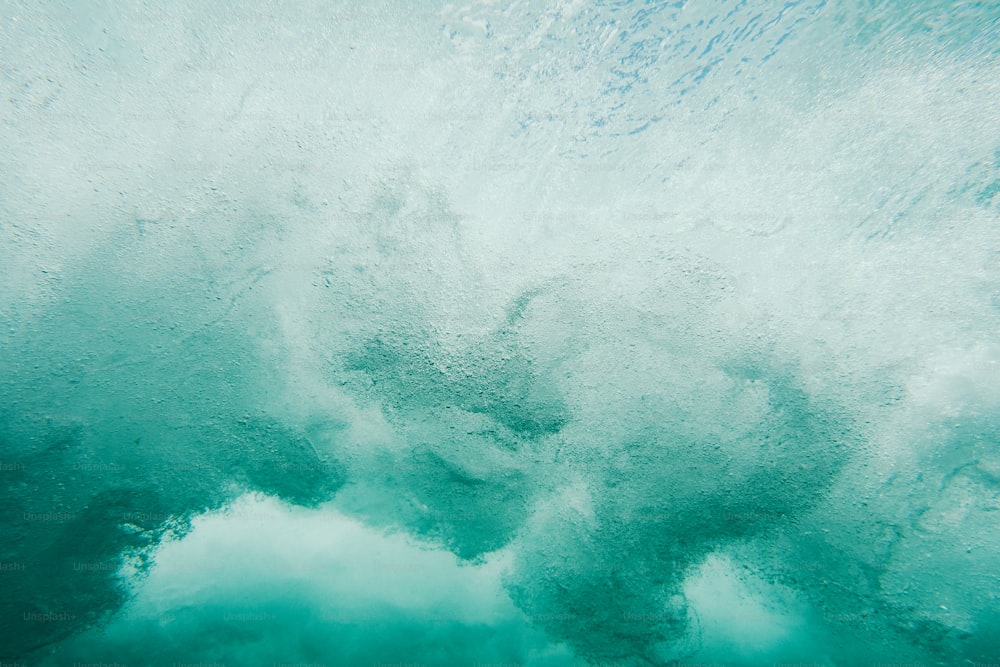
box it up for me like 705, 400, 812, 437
2, 0, 999, 665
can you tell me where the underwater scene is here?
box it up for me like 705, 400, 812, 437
2, 1, 999, 665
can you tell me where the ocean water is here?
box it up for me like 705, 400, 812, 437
1, 1, 999, 665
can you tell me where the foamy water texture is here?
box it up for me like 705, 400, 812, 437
2, 1, 999, 665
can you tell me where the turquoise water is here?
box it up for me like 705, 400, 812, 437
1, 1, 999, 665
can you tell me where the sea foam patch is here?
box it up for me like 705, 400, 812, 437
41, 493, 575, 667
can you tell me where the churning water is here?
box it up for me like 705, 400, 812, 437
2, 1, 999, 665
